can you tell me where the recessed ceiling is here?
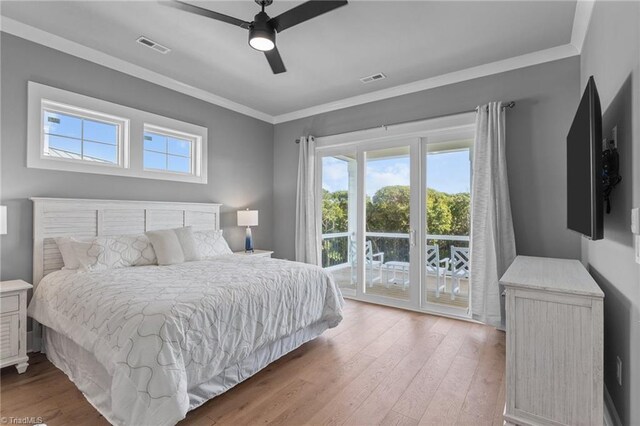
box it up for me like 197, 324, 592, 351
1, 1, 577, 117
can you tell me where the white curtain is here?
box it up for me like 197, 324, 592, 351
470, 102, 516, 327
295, 136, 321, 265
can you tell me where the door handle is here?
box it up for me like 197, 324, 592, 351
409, 229, 416, 247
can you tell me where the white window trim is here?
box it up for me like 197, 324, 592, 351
28, 81, 208, 184
315, 111, 476, 151
41, 99, 129, 169
143, 124, 202, 177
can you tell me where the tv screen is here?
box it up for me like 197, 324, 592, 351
567, 76, 603, 240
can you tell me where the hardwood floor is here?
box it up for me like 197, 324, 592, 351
0, 301, 506, 425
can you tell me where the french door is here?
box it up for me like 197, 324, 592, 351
318, 119, 473, 317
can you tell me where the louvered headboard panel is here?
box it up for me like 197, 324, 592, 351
32, 198, 222, 287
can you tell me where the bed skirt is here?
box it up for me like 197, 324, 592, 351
43, 321, 330, 425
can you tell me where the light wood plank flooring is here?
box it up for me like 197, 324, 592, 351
0, 301, 505, 426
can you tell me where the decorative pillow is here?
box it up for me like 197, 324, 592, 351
55, 236, 92, 270
193, 230, 232, 258
73, 234, 157, 272
173, 226, 200, 262
145, 227, 199, 265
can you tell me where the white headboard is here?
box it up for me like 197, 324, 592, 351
32, 198, 222, 287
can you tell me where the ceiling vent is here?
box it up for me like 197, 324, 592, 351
136, 36, 171, 54
360, 73, 386, 84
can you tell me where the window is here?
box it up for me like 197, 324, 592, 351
42, 102, 125, 166
143, 127, 195, 174
28, 82, 208, 184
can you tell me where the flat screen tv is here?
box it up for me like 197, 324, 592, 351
567, 76, 603, 240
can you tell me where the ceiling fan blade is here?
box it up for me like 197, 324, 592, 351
162, 1, 251, 29
269, 1, 347, 33
264, 48, 286, 74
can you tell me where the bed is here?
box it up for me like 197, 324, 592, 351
27, 198, 344, 426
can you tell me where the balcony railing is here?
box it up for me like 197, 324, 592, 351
321, 232, 469, 269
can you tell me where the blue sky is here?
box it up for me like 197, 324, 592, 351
44, 111, 191, 173
322, 150, 471, 196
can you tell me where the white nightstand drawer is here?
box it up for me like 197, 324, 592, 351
0, 294, 19, 313
0, 314, 19, 359
0, 280, 32, 373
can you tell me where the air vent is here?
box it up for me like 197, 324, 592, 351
360, 73, 386, 84
136, 36, 171, 54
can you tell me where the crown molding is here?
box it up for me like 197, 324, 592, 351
570, 0, 595, 54
272, 43, 579, 124
0, 17, 274, 123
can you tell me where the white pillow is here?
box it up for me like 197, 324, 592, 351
145, 226, 199, 265
72, 234, 157, 272
55, 236, 92, 270
193, 230, 232, 258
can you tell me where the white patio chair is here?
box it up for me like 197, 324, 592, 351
349, 236, 385, 287
450, 246, 470, 300
426, 244, 449, 297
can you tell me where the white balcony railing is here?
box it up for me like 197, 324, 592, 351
321, 232, 469, 269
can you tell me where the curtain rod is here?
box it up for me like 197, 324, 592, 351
295, 101, 515, 143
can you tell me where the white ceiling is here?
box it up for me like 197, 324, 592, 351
1, 1, 578, 119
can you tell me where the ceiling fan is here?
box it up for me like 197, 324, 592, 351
163, 0, 348, 74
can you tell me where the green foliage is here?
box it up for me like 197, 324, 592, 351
322, 186, 470, 236
366, 185, 411, 233
321, 186, 470, 266
448, 193, 471, 236
322, 189, 349, 233
426, 189, 453, 236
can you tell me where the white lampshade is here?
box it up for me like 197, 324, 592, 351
237, 209, 259, 227
0, 206, 6, 235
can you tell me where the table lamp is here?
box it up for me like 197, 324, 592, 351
237, 209, 258, 252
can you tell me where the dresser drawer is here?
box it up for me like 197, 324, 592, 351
0, 294, 19, 313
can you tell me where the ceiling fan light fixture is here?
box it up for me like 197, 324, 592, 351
249, 33, 275, 51
248, 13, 276, 52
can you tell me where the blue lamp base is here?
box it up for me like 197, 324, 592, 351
245, 227, 254, 252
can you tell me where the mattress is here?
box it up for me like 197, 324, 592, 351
28, 255, 344, 425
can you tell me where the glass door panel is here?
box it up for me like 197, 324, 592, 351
363, 145, 413, 301
424, 142, 472, 311
320, 151, 358, 296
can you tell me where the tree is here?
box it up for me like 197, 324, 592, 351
448, 193, 471, 236
322, 189, 349, 233
426, 189, 453, 236
366, 186, 410, 233
321, 185, 471, 267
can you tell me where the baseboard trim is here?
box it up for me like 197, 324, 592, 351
604, 385, 622, 426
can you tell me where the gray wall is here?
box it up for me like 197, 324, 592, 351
273, 57, 581, 263
0, 33, 274, 282
579, 2, 640, 424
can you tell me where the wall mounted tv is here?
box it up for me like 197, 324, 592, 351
567, 76, 603, 240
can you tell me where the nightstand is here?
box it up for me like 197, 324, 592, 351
1, 280, 32, 374
233, 250, 274, 258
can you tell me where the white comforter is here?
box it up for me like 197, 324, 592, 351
28, 255, 343, 425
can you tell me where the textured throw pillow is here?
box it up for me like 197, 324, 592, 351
72, 234, 157, 272
55, 236, 92, 270
145, 227, 200, 265
193, 230, 233, 258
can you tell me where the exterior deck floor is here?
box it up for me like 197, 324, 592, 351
327, 264, 470, 310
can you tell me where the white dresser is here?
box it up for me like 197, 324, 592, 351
1, 280, 32, 374
501, 256, 603, 426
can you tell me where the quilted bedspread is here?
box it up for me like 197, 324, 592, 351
28, 255, 344, 425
